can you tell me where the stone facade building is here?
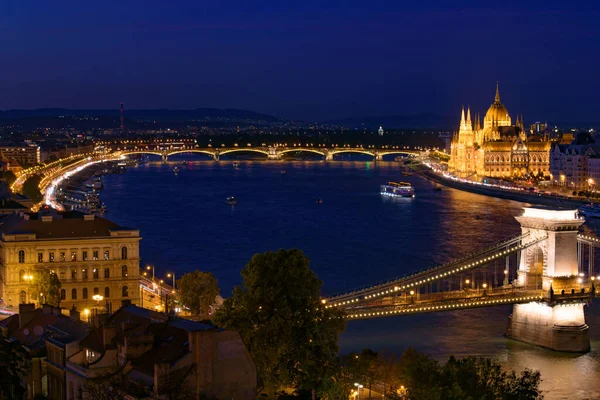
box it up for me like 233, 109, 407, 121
0, 208, 141, 310
449, 83, 551, 179
549, 131, 600, 190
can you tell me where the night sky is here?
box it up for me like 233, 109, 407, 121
1, 1, 599, 122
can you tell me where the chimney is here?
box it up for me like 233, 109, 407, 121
18, 303, 36, 329
69, 308, 80, 322
83, 214, 95, 221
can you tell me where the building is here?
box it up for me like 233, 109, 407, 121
0, 144, 41, 167
550, 131, 600, 190
64, 305, 256, 399
0, 208, 141, 311
0, 303, 89, 399
448, 83, 551, 179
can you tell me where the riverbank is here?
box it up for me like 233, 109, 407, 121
418, 167, 586, 208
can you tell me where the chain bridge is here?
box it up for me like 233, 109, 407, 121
95, 139, 420, 161
325, 207, 599, 352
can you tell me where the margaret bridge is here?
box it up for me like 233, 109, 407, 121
97, 140, 421, 161
324, 207, 600, 352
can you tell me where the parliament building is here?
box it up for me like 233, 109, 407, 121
448, 83, 551, 179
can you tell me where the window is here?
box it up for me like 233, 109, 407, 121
122, 286, 128, 297
104, 250, 109, 261
121, 246, 128, 260
104, 268, 110, 278
60, 289, 66, 300
19, 290, 26, 304
49, 252, 55, 262
38, 253, 43, 263
93, 287, 99, 295
82, 269, 88, 279
92, 251, 98, 261
93, 268, 99, 279
82, 288, 88, 299
85, 349, 97, 364
121, 265, 128, 278
82, 251, 88, 261
59, 270, 65, 280
18, 250, 25, 263
59, 252, 66, 262
19, 269, 25, 282
71, 288, 77, 300
104, 287, 110, 298
71, 269, 77, 280
71, 252, 77, 262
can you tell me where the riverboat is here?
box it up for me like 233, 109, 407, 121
173, 167, 179, 174
380, 182, 415, 198
579, 204, 600, 218
227, 196, 237, 206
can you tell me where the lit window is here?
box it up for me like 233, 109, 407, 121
121, 265, 128, 278
92, 251, 98, 261
59, 252, 66, 262
82, 251, 88, 261
93, 269, 99, 279
82, 269, 88, 279
104, 251, 109, 261
71, 252, 77, 262
49, 252, 55, 262
71, 269, 77, 280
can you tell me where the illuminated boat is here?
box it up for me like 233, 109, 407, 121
226, 196, 237, 206
380, 182, 415, 198
173, 167, 180, 174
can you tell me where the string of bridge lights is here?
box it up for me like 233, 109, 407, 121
345, 295, 546, 319
326, 232, 531, 303
325, 236, 548, 309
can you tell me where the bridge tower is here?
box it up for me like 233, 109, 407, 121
508, 206, 590, 352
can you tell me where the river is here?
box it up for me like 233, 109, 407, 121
99, 157, 600, 399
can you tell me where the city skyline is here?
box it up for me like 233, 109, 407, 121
1, 1, 599, 122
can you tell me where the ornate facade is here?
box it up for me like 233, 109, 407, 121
0, 209, 141, 311
449, 83, 551, 179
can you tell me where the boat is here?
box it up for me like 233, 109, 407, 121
579, 204, 600, 218
316, 198, 323, 204
182, 160, 187, 165
380, 182, 415, 198
226, 196, 237, 206
173, 167, 179, 174
233, 162, 239, 168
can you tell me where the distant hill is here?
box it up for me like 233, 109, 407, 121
324, 113, 456, 130
0, 108, 282, 123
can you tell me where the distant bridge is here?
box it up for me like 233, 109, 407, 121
96, 140, 420, 161
324, 207, 598, 352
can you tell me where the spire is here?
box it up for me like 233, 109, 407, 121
495, 81, 500, 103
460, 106, 465, 125
466, 106, 471, 123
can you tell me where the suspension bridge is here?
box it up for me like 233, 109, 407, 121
324, 207, 599, 352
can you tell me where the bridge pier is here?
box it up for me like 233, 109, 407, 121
507, 207, 590, 352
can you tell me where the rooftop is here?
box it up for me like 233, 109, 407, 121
0, 209, 137, 240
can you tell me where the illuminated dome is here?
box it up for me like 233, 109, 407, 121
483, 82, 511, 128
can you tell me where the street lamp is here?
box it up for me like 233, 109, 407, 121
146, 265, 154, 281
166, 272, 176, 290
354, 383, 364, 400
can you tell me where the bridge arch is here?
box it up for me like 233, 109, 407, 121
278, 148, 326, 157
167, 149, 216, 158
329, 149, 376, 158
377, 150, 419, 158
119, 151, 164, 158
219, 148, 270, 157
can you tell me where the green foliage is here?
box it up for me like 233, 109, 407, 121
31, 269, 62, 306
0, 337, 29, 399
22, 174, 43, 202
2, 171, 16, 186
214, 249, 346, 396
177, 270, 220, 317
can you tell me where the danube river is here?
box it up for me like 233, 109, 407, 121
100, 158, 600, 400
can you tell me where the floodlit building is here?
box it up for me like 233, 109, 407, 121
0, 208, 141, 311
550, 131, 600, 190
449, 83, 551, 179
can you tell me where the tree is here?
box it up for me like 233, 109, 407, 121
177, 270, 219, 317
22, 175, 43, 203
30, 269, 61, 306
0, 338, 29, 400
214, 249, 346, 397
2, 171, 16, 186
342, 349, 381, 398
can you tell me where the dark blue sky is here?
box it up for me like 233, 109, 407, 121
1, 1, 599, 122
